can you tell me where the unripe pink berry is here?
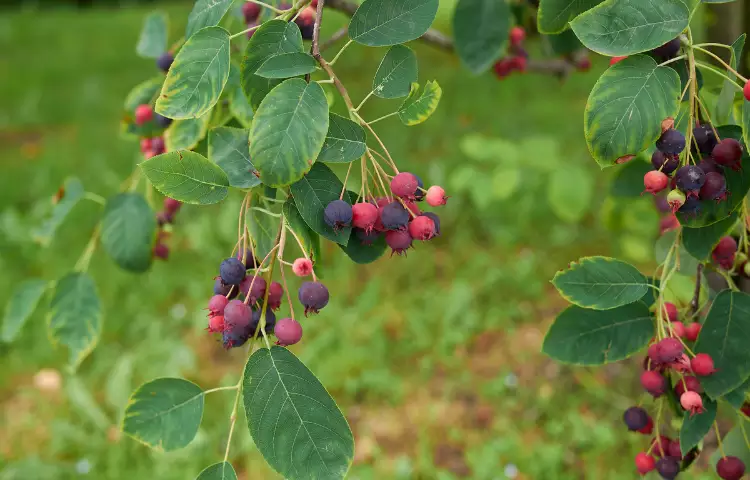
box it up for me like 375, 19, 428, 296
135, 104, 153, 125
680, 391, 705, 416
292, 258, 313, 277
641, 370, 667, 397
663, 302, 678, 322
674, 375, 702, 396
164, 197, 181, 214
635, 452, 655, 475
691, 353, 717, 376
644, 171, 669, 195
654, 337, 683, 363
207, 315, 225, 333
610, 56, 627, 66
352, 202, 379, 232
671, 321, 686, 339
745, 80, 750, 102
268, 281, 283, 311
425, 185, 448, 207
390, 172, 419, 198
509, 26, 525, 46
242, 2, 261, 22
408, 215, 436, 241
685, 322, 701, 342
274, 318, 303, 346
208, 295, 229, 316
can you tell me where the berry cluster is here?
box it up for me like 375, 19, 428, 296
323, 172, 447, 256
612, 37, 683, 68
244, 2, 316, 40
492, 27, 528, 78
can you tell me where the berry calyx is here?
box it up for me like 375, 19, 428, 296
292, 258, 313, 277
135, 104, 153, 125
207, 315, 225, 333
408, 215, 436, 241
323, 200, 353, 231
680, 390, 705, 416
623, 406, 650, 431
644, 171, 669, 195
690, 353, 717, 376
390, 172, 419, 199
268, 281, 283, 311
717, 456, 746, 480
641, 370, 667, 397
156, 52, 174, 72
298, 281, 329, 315
685, 322, 701, 342
352, 202, 379, 232
656, 128, 686, 155
425, 185, 448, 207
274, 318, 303, 346
208, 295, 229, 316
635, 453, 655, 475
655, 457, 680, 480
385, 230, 412, 256
509, 26, 525, 46
220, 257, 246, 285
712, 138, 744, 171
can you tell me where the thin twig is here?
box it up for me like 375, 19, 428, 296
690, 263, 704, 316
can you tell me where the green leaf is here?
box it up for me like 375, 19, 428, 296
124, 76, 163, 114
47, 273, 101, 370
122, 378, 204, 452
537, 0, 603, 34
156, 26, 231, 120
164, 114, 210, 151
290, 163, 351, 246
682, 213, 739, 261
243, 75, 282, 112
710, 427, 750, 470
255, 52, 317, 79
228, 64, 254, 127
639, 278, 660, 308
723, 377, 750, 409
185, 0, 234, 39
140, 150, 230, 205
677, 126, 750, 227
585, 55, 681, 168
339, 229, 387, 264
317, 113, 367, 164
694, 290, 750, 398
372, 45, 418, 99
283, 198, 321, 263
32, 177, 85, 247
248, 203, 281, 262
655, 230, 700, 274
452, 0, 510, 74
570, 0, 690, 56
250, 79, 329, 187
546, 29, 585, 56
547, 165, 593, 223
552, 256, 650, 310
542, 302, 653, 365
716, 34, 745, 124
196, 462, 237, 480
398, 81, 442, 126
609, 158, 651, 197
242, 346, 354, 480
349, 0, 439, 47
2, 279, 48, 342
208, 127, 260, 189
137, 11, 169, 58
679, 397, 717, 455
101, 193, 156, 273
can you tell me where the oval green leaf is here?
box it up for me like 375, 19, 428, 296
123, 378, 204, 452
32, 177, 84, 247
140, 150, 230, 205
228, 63, 254, 127
546, 29, 585, 56
282, 199, 322, 263
2, 279, 48, 342
552, 256, 650, 310
196, 462, 237, 480
101, 193, 157, 273
250, 79, 329, 187
317, 113, 367, 164
570, 0, 690, 56
255, 52, 317, 79
372, 45, 418, 99
47, 272, 101, 370
694, 290, 750, 398
585, 55, 681, 168
339, 229, 387, 264
165, 114, 210, 151
137, 11, 168, 58
398, 81, 442, 126
290, 162, 351, 246
679, 397, 717, 455
242, 346, 354, 480
186, 0, 234, 39
209, 127, 260, 189
537, 0, 603, 34
723, 377, 750, 409
349, 0, 439, 47
542, 302, 653, 365
156, 26, 230, 120
682, 213, 738, 261
452, 0, 510, 74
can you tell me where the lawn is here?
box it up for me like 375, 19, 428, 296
0, 3, 715, 480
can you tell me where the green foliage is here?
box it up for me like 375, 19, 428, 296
156, 26, 231, 119
398, 81, 442, 126
32, 177, 85, 247
349, 0, 439, 47
339, 228, 388, 264
552, 256, 650, 310
452, 0, 510, 74
546, 165, 593, 223
242, 347, 354, 480
681, 213, 738, 261
195, 462, 237, 480
208, 127, 260, 189
101, 193, 157, 273
679, 398, 717, 455
255, 52, 317, 79
584, 55, 681, 168
122, 378, 204, 452
317, 113, 367, 163
715, 34, 745, 124
609, 157, 651, 197
141, 150, 230, 204
282, 199, 321, 262
185, 0, 234, 40
542, 302, 653, 365
694, 290, 750, 398
372, 45, 418, 99
165, 115, 210, 151
137, 11, 168, 58
248, 199, 281, 261
290, 163, 351, 246
1, 279, 48, 342
227, 64, 254, 127
537, 0, 603, 34
724, 378, 750, 409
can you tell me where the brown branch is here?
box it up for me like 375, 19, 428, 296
311, 0, 356, 111
690, 263, 705, 316
311, 0, 325, 57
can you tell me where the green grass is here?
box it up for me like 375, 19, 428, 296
0, 4, 718, 480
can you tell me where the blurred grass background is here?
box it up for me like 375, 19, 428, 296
0, 2, 719, 480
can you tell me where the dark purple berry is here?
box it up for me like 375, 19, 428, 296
712, 138, 743, 170
154, 113, 172, 128
380, 201, 410, 230
694, 124, 718, 154
656, 457, 680, 479
655, 196, 671, 213
249, 307, 276, 337
699, 171, 727, 201
222, 328, 249, 349
652, 151, 680, 175
385, 230, 412, 255
679, 196, 701, 216
298, 21, 314, 40
224, 300, 252, 330
651, 38, 681, 59
667, 440, 682, 460
623, 406, 649, 431
323, 200, 353, 231
156, 52, 174, 72
355, 228, 381, 246
220, 257, 247, 285
413, 175, 425, 201
236, 247, 260, 269
151, 137, 166, 155
675, 165, 706, 193
214, 278, 239, 299
656, 129, 686, 155
298, 281, 329, 315
240, 276, 266, 304
717, 456, 746, 480
697, 157, 721, 175
423, 212, 441, 236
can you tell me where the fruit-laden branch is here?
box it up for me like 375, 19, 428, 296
323, 0, 580, 76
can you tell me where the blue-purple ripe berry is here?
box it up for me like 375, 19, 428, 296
240, 276, 266, 304
693, 124, 718, 154
380, 201, 410, 230
355, 228, 381, 246
656, 129, 686, 155
623, 406, 649, 431
156, 52, 174, 72
655, 457, 680, 480
248, 307, 276, 337
224, 300, 252, 331
700, 171, 727, 201
651, 38, 681, 59
413, 175, 425, 201
679, 196, 701, 216
214, 278, 239, 299
651, 151, 679, 175
154, 113, 172, 128
236, 247, 259, 269
385, 230, 412, 255
298, 281, 329, 315
324, 200, 353, 231
220, 257, 247, 285
222, 328, 249, 349
675, 165, 706, 193
423, 212, 441, 236
697, 157, 721, 175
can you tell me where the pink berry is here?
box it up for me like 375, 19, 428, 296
674, 375, 702, 396
685, 323, 701, 342
207, 315, 225, 333
135, 104, 153, 125
224, 300, 252, 330
390, 172, 419, 198
425, 185, 448, 206
242, 2, 261, 22
680, 391, 705, 416
208, 295, 229, 316
644, 171, 669, 195
509, 26, 525, 46
654, 337, 683, 363
164, 197, 181, 214
671, 321, 686, 339
268, 281, 283, 311
140, 138, 153, 153
660, 214, 680, 235
635, 452, 655, 475
408, 215, 436, 241
153, 243, 169, 260
691, 353, 717, 376
274, 318, 303, 346
651, 435, 672, 457
240, 276, 266, 304
385, 230, 412, 256
292, 258, 313, 277
745, 80, 750, 102
663, 302, 678, 322
641, 370, 667, 397
352, 202, 379, 232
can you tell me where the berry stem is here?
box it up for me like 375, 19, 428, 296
690, 263, 704, 317
82, 192, 106, 206
715, 268, 740, 292
283, 223, 318, 282
737, 411, 750, 451
714, 421, 727, 457
692, 42, 735, 52
685, 28, 698, 167
320, 26, 349, 52
354, 90, 374, 112
353, 111, 399, 174
339, 162, 353, 201
250, 207, 282, 217
367, 111, 399, 125
74, 225, 101, 273
222, 377, 244, 463
695, 61, 745, 90
694, 95, 721, 142
693, 46, 749, 83
657, 54, 687, 67
203, 385, 239, 395
328, 39, 353, 67
367, 150, 394, 201
277, 228, 297, 322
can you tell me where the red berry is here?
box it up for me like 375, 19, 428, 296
660, 214, 680, 235
153, 243, 169, 259
741, 402, 750, 417
274, 318, 303, 346
208, 295, 229, 316
140, 137, 153, 153
651, 435, 672, 457
644, 171, 669, 195
655, 337, 684, 363
663, 302, 678, 322
674, 375, 703, 396
635, 452, 655, 475
714, 236, 738, 259
610, 56, 627, 66
712, 138, 743, 170
242, 2, 261, 22
745, 80, 750, 102
510, 55, 527, 72
685, 323, 701, 342
207, 315, 225, 333
493, 59, 514, 78
385, 230, 412, 256
509, 26, 525, 46
268, 281, 283, 311
717, 456, 746, 480
135, 104, 153, 125
680, 391, 705, 416
638, 416, 654, 435
426, 186, 448, 207
352, 202, 379, 232
641, 370, 667, 397
408, 215, 436, 241
667, 440, 683, 459
671, 321, 686, 339
691, 353, 717, 376
292, 258, 313, 277
576, 56, 592, 72
164, 197, 181, 214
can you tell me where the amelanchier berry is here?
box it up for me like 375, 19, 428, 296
674, 376, 702, 396
651, 337, 684, 364
675, 165, 706, 198
220, 257, 246, 285
250, 307, 276, 335
385, 230, 413, 255
697, 157, 721, 175
268, 281, 283, 311
685, 323, 701, 342
663, 302, 678, 322
223, 328, 248, 349
656, 128, 686, 155
717, 456, 746, 480
380, 201, 410, 230
680, 391, 705, 415
235, 247, 259, 269
655, 457, 680, 480
154, 113, 172, 128
135, 104, 153, 125
426, 185, 448, 207
151, 136, 166, 155
745, 80, 750, 102
274, 318, 303, 346
623, 406, 650, 431
240, 276, 266, 304
413, 175, 425, 201
643, 171, 669, 195
242, 1, 261, 22
678, 196, 701, 216
651, 435, 672, 457
156, 52, 174, 72
390, 172, 419, 199
634, 453, 655, 475
408, 215, 436, 241
292, 258, 313, 277
651, 151, 679, 175
153, 243, 169, 260
214, 278, 238, 299
351, 202, 379, 232
610, 55, 627, 66
423, 212, 441, 236
700, 172, 727, 201
509, 26, 525, 46
693, 124, 718, 154
208, 295, 229, 317
324, 200, 353, 231
207, 315, 225, 334
295, 6, 316, 40
690, 353, 716, 376
641, 370, 667, 397
712, 138, 743, 170
164, 197, 181, 214
224, 300, 252, 330
651, 37, 681, 59
298, 281, 329, 315
355, 228, 381, 246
